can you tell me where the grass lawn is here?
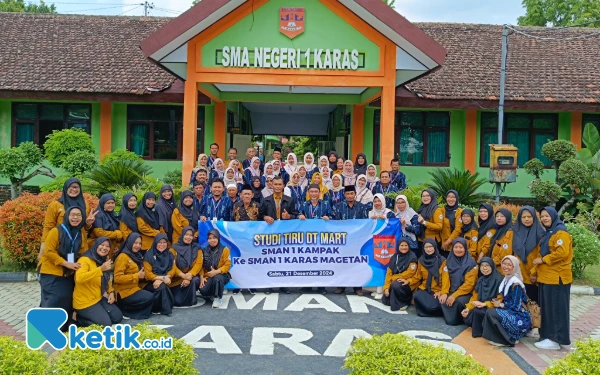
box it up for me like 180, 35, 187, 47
573, 264, 600, 287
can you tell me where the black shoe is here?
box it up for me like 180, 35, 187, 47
299, 287, 310, 294
281, 287, 290, 294
264, 288, 272, 295
248, 289, 257, 295
232, 289, 240, 295
318, 287, 327, 295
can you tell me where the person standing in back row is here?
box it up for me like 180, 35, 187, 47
207, 143, 220, 170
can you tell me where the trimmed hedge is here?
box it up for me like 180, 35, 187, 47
344, 333, 490, 375
544, 339, 600, 375
0, 336, 49, 374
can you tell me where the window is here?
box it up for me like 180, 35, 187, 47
373, 110, 380, 164
394, 111, 450, 166
480, 112, 558, 167
12, 103, 92, 147
127, 105, 205, 160
582, 114, 600, 147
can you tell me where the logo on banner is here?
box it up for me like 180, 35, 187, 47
280, 7, 305, 39
373, 235, 396, 266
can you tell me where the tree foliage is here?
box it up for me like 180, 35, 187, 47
382, 0, 396, 7
290, 137, 320, 159
426, 168, 491, 207
44, 128, 96, 171
518, 0, 600, 27
0, 0, 56, 13
0, 142, 55, 199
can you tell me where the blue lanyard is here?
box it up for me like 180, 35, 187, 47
211, 198, 223, 215
309, 202, 319, 218
61, 224, 80, 253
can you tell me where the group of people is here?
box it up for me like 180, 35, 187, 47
36, 143, 572, 352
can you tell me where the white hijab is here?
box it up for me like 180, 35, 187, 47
284, 153, 298, 176
498, 255, 525, 296
368, 193, 392, 218
303, 152, 317, 172
366, 164, 380, 184
355, 174, 374, 204
213, 158, 225, 178
245, 156, 261, 177
394, 195, 417, 241
223, 167, 237, 187
320, 167, 333, 189
272, 160, 282, 176
298, 166, 308, 190
330, 174, 344, 192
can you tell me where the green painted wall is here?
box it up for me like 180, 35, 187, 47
363, 107, 374, 162
0, 100, 10, 149
202, 0, 380, 71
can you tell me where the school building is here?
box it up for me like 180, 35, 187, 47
0, 0, 599, 197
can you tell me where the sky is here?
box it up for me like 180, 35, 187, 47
25, 0, 527, 25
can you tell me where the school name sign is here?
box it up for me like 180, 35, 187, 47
198, 219, 401, 288
219, 46, 363, 70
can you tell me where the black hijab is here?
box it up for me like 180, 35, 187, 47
172, 226, 201, 272
354, 153, 368, 175
203, 229, 225, 271
477, 203, 496, 239
120, 193, 138, 233
58, 177, 87, 223
417, 189, 439, 221
178, 190, 199, 230
250, 176, 263, 202
488, 208, 515, 256
57, 206, 85, 272
135, 192, 160, 230
155, 185, 175, 239
93, 193, 120, 232
475, 257, 503, 302
513, 206, 546, 263
81, 237, 112, 295
460, 209, 478, 236
446, 238, 477, 292
143, 234, 173, 275
418, 238, 445, 292
328, 151, 338, 171
444, 190, 460, 232
539, 206, 568, 257
390, 239, 418, 274
115, 233, 143, 270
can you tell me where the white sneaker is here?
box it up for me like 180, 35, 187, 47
374, 293, 383, 300
534, 339, 560, 350
488, 341, 508, 347
223, 289, 228, 295
121, 316, 131, 320
526, 329, 539, 338
212, 298, 223, 308
371, 292, 377, 297
399, 305, 408, 311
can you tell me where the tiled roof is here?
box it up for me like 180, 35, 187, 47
0, 12, 176, 95
408, 23, 600, 104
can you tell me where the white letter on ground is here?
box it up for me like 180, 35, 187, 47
284, 294, 345, 313
323, 329, 372, 357
232, 292, 279, 310
181, 325, 242, 354
250, 327, 320, 356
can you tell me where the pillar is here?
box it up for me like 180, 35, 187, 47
214, 101, 226, 157
379, 84, 395, 167
465, 109, 477, 173
99, 102, 112, 157
571, 112, 582, 149
182, 43, 199, 185
351, 105, 364, 161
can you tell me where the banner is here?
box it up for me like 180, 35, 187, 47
198, 219, 401, 288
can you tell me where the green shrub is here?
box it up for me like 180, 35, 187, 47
0, 332, 49, 374
62, 151, 98, 175
85, 159, 153, 195
100, 149, 143, 166
426, 168, 491, 207
163, 169, 183, 189
524, 158, 545, 179
385, 184, 430, 210
344, 333, 489, 375
558, 158, 589, 188
530, 180, 563, 206
541, 140, 577, 168
40, 174, 96, 193
544, 338, 600, 375
48, 323, 198, 375
44, 128, 95, 170
566, 223, 600, 279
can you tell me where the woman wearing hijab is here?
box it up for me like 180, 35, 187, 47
319, 155, 331, 174
135, 192, 164, 254
226, 183, 241, 205
171, 190, 200, 243
261, 162, 274, 186
38, 206, 87, 331
441, 238, 479, 326
89, 193, 123, 257
113, 233, 154, 319
209, 158, 226, 184
143, 234, 177, 316
155, 185, 176, 242
394, 195, 420, 252
365, 164, 379, 192
382, 238, 418, 311
244, 156, 262, 185
261, 175, 274, 201
513, 206, 545, 305
250, 176, 264, 204
298, 165, 309, 191
73, 237, 123, 327
223, 167, 240, 192
354, 153, 368, 176
320, 167, 333, 190
440, 190, 463, 252
190, 153, 209, 184
355, 175, 374, 210
341, 160, 357, 186
119, 193, 138, 240
532, 207, 573, 350
328, 151, 338, 171
368, 194, 394, 219
328, 174, 345, 206
284, 153, 299, 177
303, 152, 318, 180
199, 229, 232, 308
334, 157, 344, 175
460, 209, 479, 259
284, 172, 306, 212
410, 239, 450, 317
476, 204, 496, 262
304, 172, 330, 202
489, 208, 524, 273
272, 159, 289, 184
461, 257, 503, 337
40, 178, 93, 260
170, 227, 203, 307
482, 255, 532, 346
417, 189, 444, 257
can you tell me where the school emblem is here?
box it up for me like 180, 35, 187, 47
373, 235, 396, 266
280, 8, 305, 39
472, 236, 478, 242
557, 239, 563, 245
503, 244, 509, 249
